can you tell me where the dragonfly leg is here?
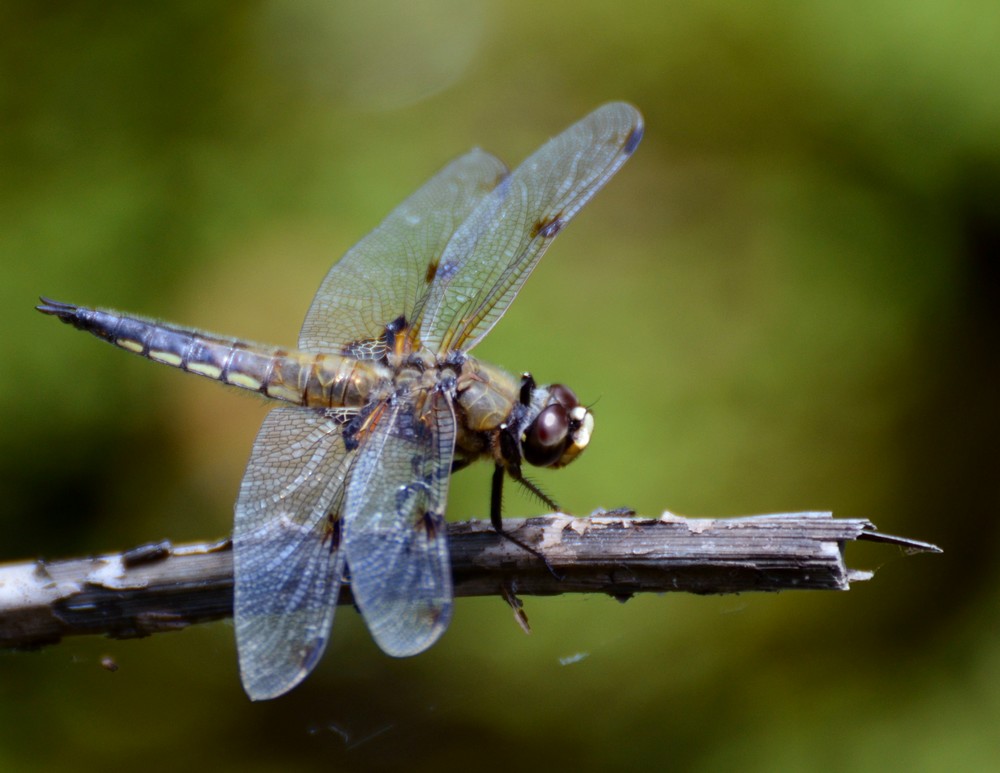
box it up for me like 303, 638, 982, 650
490, 464, 563, 580
490, 464, 505, 531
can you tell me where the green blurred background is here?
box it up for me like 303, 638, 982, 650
2, 2, 997, 770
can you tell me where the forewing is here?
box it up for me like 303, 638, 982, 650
298, 150, 509, 353
234, 405, 354, 701
415, 102, 643, 353
343, 390, 456, 656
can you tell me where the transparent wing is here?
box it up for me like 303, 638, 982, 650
233, 405, 355, 701
414, 102, 643, 353
343, 390, 456, 656
298, 149, 509, 353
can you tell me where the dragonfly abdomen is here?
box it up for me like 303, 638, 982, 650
38, 299, 386, 408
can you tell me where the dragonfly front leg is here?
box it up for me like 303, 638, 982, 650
497, 460, 562, 526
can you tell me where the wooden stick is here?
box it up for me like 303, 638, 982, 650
0, 511, 939, 649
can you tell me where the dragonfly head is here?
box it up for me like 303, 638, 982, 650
520, 383, 593, 469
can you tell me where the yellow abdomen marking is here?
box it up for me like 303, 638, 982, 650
149, 350, 183, 367
116, 338, 144, 354
265, 382, 303, 403
226, 372, 263, 391
185, 361, 223, 379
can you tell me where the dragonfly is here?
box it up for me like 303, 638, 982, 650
38, 102, 643, 700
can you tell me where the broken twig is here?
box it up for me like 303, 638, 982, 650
0, 511, 939, 649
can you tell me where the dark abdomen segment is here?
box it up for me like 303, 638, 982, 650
37, 298, 383, 408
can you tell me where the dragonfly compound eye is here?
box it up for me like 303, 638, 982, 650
547, 383, 579, 411
523, 404, 570, 467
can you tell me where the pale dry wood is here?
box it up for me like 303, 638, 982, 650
0, 511, 939, 649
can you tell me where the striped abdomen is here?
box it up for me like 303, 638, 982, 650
37, 299, 386, 409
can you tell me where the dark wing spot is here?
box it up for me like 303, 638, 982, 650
384, 315, 408, 354
386, 315, 408, 335
623, 124, 644, 155
420, 511, 442, 540
531, 214, 565, 239
425, 259, 439, 284
324, 516, 343, 551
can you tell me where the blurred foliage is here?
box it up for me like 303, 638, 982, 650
1, 1, 998, 771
